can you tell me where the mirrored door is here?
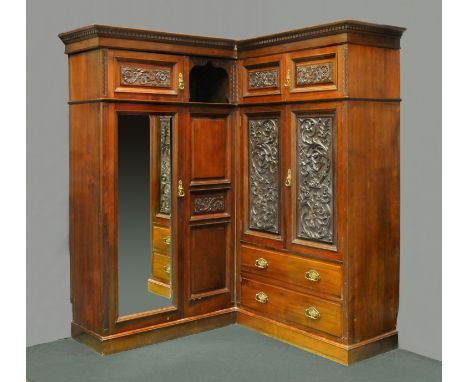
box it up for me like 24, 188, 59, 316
117, 114, 175, 317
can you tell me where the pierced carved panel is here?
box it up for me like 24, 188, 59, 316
296, 63, 333, 86
193, 194, 225, 214
248, 118, 280, 234
296, 115, 334, 243
121, 66, 171, 87
158, 117, 172, 215
248, 68, 279, 89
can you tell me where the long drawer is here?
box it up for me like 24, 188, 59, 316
241, 278, 342, 338
152, 226, 171, 255
240, 245, 342, 299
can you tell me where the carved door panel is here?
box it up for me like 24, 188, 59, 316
284, 47, 344, 101
107, 50, 187, 101
240, 107, 287, 250
181, 109, 234, 316
286, 105, 340, 260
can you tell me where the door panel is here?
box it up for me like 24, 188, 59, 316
183, 110, 234, 315
240, 108, 287, 250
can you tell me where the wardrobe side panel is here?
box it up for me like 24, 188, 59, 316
69, 103, 104, 333
346, 101, 400, 343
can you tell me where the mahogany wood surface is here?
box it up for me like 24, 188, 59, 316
62, 20, 403, 365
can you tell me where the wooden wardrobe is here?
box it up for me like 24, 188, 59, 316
59, 20, 404, 365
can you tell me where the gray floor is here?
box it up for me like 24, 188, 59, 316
27, 325, 441, 382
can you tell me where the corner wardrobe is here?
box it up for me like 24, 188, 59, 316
59, 20, 404, 365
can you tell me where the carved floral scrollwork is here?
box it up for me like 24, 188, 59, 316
193, 195, 225, 214
121, 66, 171, 87
158, 117, 171, 215
248, 69, 279, 89
248, 118, 280, 234
296, 63, 333, 85
297, 116, 334, 243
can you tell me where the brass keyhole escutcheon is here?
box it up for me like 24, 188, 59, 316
177, 180, 185, 198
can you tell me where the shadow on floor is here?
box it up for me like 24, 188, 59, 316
27, 324, 441, 382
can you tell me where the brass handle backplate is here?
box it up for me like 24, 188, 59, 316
305, 269, 321, 282
163, 264, 171, 274
255, 258, 269, 269
178, 72, 185, 90
177, 179, 185, 198
285, 168, 292, 187
305, 306, 320, 320
255, 291, 269, 304
163, 236, 171, 245
284, 69, 291, 89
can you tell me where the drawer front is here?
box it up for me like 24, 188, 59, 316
151, 252, 171, 284
241, 278, 342, 337
285, 46, 343, 99
108, 50, 186, 100
240, 245, 342, 298
240, 54, 284, 101
152, 226, 171, 255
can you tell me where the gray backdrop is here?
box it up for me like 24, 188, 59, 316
27, 0, 441, 361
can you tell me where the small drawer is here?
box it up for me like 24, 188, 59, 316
152, 226, 171, 255
151, 252, 171, 284
241, 278, 342, 337
240, 245, 342, 298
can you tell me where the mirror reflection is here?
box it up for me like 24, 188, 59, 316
118, 114, 173, 317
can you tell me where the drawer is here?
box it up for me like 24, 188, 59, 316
284, 46, 343, 100
107, 50, 186, 100
241, 278, 342, 337
240, 245, 342, 298
240, 54, 284, 102
151, 252, 171, 284
152, 226, 171, 255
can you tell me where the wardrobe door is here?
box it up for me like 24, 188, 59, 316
182, 109, 234, 316
240, 108, 287, 250
286, 105, 341, 260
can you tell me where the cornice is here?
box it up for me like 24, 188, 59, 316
58, 20, 405, 53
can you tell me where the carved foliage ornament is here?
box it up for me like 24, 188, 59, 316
159, 117, 172, 215
121, 66, 171, 87
248, 68, 279, 89
297, 116, 334, 243
248, 118, 280, 234
296, 63, 333, 86
193, 195, 225, 214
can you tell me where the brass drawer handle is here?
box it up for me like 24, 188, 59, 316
163, 264, 171, 274
255, 258, 268, 269
305, 269, 320, 282
255, 291, 268, 304
163, 236, 171, 245
305, 306, 320, 320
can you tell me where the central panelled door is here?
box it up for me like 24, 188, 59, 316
181, 108, 234, 316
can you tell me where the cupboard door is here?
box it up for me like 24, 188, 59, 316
240, 109, 287, 250
182, 110, 234, 316
287, 107, 339, 258
107, 50, 187, 101
239, 54, 284, 102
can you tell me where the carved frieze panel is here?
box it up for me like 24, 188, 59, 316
121, 66, 171, 87
248, 68, 279, 89
158, 117, 172, 215
193, 194, 225, 214
248, 118, 280, 234
296, 115, 334, 243
296, 63, 333, 86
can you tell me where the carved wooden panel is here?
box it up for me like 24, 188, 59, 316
193, 194, 225, 214
248, 118, 280, 234
158, 117, 171, 215
120, 66, 171, 87
248, 68, 279, 89
296, 63, 333, 85
296, 115, 334, 243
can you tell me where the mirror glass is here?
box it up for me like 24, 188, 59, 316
118, 114, 173, 317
